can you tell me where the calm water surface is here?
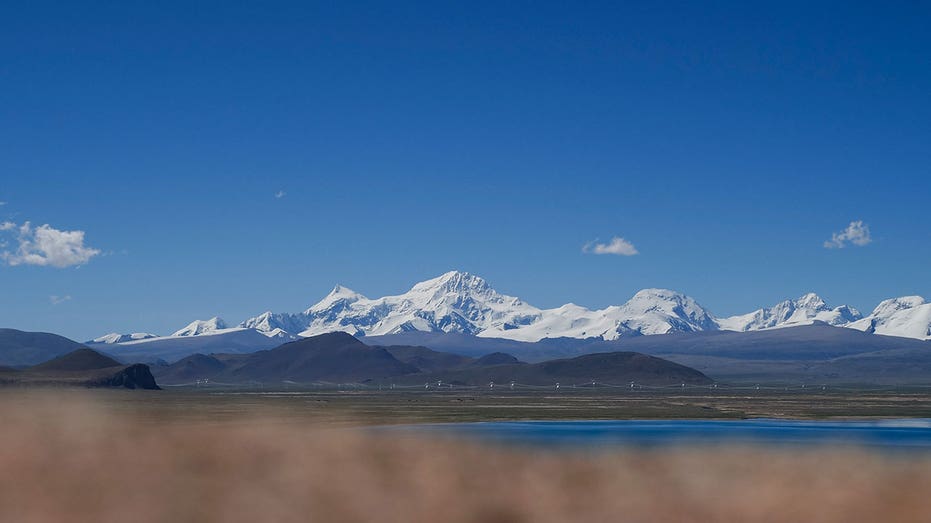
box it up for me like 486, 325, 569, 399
403, 419, 931, 449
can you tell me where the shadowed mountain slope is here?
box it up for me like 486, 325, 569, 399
156, 332, 420, 385
366, 325, 931, 363
30, 348, 122, 372
93, 328, 285, 364
396, 351, 713, 387
381, 345, 474, 373
0, 329, 89, 367
155, 333, 710, 387
367, 325, 931, 385
472, 352, 522, 366
605, 324, 931, 360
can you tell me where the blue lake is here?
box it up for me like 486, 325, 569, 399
402, 419, 931, 450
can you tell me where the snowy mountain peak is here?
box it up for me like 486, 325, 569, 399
631, 288, 684, 299
623, 289, 715, 322
553, 303, 589, 313
617, 289, 717, 334
409, 270, 492, 297
172, 317, 228, 337
238, 311, 306, 338
89, 332, 159, 344
628, 288, 698, 305
305, 284, 366, 315
329, 284, 361, 298
794, 292, 827, 310
847, 296, 930, 340
870, 296, 926, 317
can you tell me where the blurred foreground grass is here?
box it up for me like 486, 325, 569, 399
2, 391, 931, 522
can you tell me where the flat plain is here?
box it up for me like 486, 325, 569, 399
6, 386, 931, 425
5, 389, 931, 523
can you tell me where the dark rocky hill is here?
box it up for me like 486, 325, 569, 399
395, 351, 713, 387
0, 348, 160, 390
156, 332, 420, 385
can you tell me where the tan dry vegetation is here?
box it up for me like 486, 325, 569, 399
1, 394, 931, 523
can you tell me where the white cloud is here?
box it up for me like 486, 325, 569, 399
0, 201, 6, 206
275, 190, 286, 199
824, 220, 872, 249
50, 295, 72, 305
583, 236, 639, 256
1, 221, 101, 268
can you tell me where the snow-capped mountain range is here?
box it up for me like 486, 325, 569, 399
716, 293, 863, 332
90, 271, 931, 346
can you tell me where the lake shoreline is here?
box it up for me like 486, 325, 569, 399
6, 387, 931, 426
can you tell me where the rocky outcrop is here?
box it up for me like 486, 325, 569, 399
88, 364, 161, 390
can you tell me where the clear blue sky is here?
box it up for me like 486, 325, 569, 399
1, 1, 929, 341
